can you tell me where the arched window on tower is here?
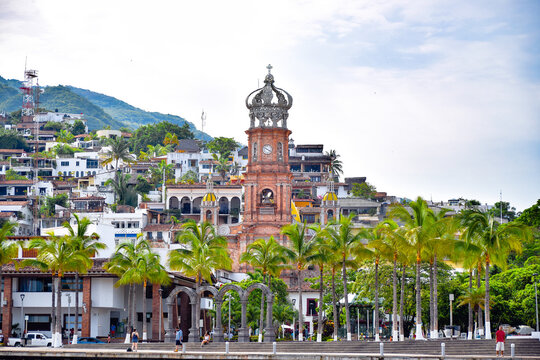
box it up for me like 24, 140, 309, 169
253, 142, 258, 161
327, 209, 334, 221
277, 142, 283, 162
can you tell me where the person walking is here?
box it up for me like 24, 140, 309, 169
174, 327, 183, 352
131, 328, 139, 352
496, 326, 506, 357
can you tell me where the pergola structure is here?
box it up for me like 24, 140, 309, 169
164, 283, 274, 343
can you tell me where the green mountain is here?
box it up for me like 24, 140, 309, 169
0, 75, 211, 140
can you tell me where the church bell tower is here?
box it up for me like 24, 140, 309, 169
237, 65, 293, 266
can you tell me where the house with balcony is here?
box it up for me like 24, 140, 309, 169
55, 152, 100, 178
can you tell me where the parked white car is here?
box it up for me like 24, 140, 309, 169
8, 332, 52, 347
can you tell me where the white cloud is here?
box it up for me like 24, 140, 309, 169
0, 0, 538, 209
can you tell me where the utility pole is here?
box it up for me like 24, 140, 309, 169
500, 190, 503, 223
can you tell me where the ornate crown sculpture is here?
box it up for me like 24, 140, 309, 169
246, 64, 293, 129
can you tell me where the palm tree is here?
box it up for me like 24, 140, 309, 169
424, 209, 455, 338
457, 285, 486, 338
105, 171, 134, 206
324, 214, 368, 341
139, 144, 169, 160
150, 160, 174, 185
104, 235, 152, 340
281, 223, 317, 341
25, 234, 90, 347
458, 209, 531, 339
163, 132, 179, 150
388, 197, 435, 340
138, 251, 170, 341
62, 214, 105, 342
240, 237, 287, 342
212, 153, 231, 184
102, 137, 133, 170
0, 222, 17, 332
307, 224, 334, 342
57, 129, 74, 143
169, 220, 232, 337
325, 150, 343, 181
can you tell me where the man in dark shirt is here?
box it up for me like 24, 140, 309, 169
495, 326, 506, 357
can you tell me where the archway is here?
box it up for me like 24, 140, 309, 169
168, 196, 179, 210
164, 286, 198, 343
180, 196, 191, 214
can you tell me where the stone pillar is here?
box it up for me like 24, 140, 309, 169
81, 277, 91, 337
151, 285, 161, 341
214, 300, 223, 342
238, 299, 249, 342
164, 300, 174, 343
2, 277, 13, 341
188, 301, 198, 343
264, 296, 275, 342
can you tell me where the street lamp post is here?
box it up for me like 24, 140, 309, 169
158, 288, 163, 342
20, 294, 25, 337
228, 293, 232, 341
449, 294, 454, 327
534, 273, 539, 332
67, 293, 71, 344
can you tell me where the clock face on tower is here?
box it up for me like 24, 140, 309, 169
262, 144, 273, 155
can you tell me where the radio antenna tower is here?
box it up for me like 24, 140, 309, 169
20, 63, 38, 123
201, 110, 206, 134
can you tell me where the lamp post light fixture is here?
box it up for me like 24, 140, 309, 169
534, 273, 539, 332
158, 288, 163, 342
20, 294, 25, 336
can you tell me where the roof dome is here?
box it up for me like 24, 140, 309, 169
202, 192, 216, 202
322, 192, 338, 202
246, 64, 293, 129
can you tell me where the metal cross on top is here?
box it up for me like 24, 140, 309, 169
267, 64, 273, 74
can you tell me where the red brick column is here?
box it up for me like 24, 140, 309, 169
151, 285, 160, 341
81, 277, 91, 337
2, 277, 13, 341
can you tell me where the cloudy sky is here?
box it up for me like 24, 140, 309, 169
1, 0, 538, 210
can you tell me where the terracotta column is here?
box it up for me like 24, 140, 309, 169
151, 285, 161, 341
2, 277, 13, 341
81, 277, 91, 337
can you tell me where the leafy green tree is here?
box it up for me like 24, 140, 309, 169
180, 170, 198, 184
134, 175, 153, 194
240, 237, 288, 341
516, 199, 540, 227
130, 122, 193, 155
206, 137, 238, 158
40, 193, 69, 216
281, 223, 317, 341
0, 222, 18, 331
351, 182, 377, 199
163, 132, 179, 149
212, 154, 231, 184
458, 209, 532, 338
70, 120, 86, 136
169, 221, 232, 336
5, 169, 27, 180
0, 128, 29, 150
139, 144, 169, 161
489, 201, 517, 222
149, 160, 174, 185
388, 197, 435, 340
63, 214, 105, 341
325, 150, 343, 181
25, 234, 90, 347
53, 143, 81, 157
56, 129, 75, 143
102, 137, 133, 170
43, 122, 64, 132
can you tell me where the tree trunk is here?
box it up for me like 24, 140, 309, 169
374, 258, 380, 341
415, 255, 423, 340
317, 266, 324, 342
195, 278, 201, 339
342, 258, 351, 341
142, 281, 148, 341
484, 259, 491, 339
259, 274, 265, 342
392, 256, 398, 341
55, 276, 62, 347
74, 272, 79, 343
468, 270, 473, 339
127, 284, 133, 331
51, 274, 56, 337
429, 260, 434, 338
433, 254, 439, 338
476, 266, 483, 335
332, 270, 338, 341
399, 265, 406, 341
298, 267, 304, 341
132, 285, 136, 335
